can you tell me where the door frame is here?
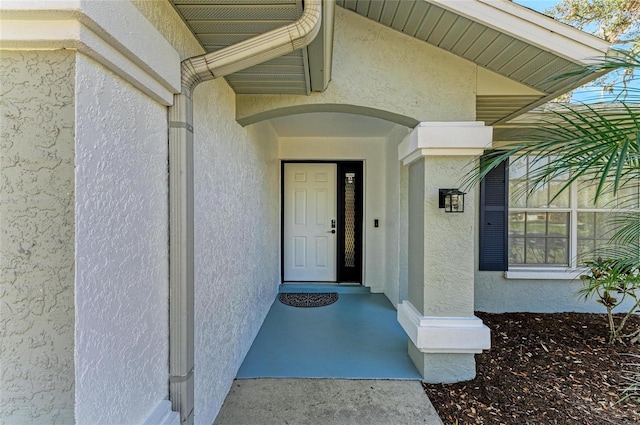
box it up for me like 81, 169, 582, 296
281, 160, 364, 283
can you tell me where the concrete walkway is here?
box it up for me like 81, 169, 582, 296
214, 379, 444, 425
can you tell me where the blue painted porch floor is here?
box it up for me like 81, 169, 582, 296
236, 286, 422, 380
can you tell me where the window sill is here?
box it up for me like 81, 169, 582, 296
504, 268, 586, 280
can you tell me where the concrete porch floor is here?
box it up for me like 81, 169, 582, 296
213, 286, 443, 424
237, 287, 421, 379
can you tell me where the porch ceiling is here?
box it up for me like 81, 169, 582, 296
169, 0, 610, 127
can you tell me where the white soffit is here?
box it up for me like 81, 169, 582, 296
170, 0, 319, 95
336, 0, 611, 125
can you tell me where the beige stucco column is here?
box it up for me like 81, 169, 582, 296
397, 122, 492, 383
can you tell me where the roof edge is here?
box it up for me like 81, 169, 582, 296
427, 0, 610, 64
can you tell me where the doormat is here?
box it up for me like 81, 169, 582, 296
278, 292, 338, 308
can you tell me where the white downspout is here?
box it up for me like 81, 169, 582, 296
168, 2, 322, 424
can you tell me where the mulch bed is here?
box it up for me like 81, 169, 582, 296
423, 312, 640, 424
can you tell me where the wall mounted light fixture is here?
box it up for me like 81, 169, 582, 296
439, 189, 465, 213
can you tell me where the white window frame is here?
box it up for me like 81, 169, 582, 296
506, 170, 638, 280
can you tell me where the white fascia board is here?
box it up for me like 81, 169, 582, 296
1, 0, 181, 105
398, 301, 491, 354
427, 0, 610, 63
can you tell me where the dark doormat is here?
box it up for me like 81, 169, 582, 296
278, 292, 338, 308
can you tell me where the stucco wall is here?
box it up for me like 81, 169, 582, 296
383, 126, 410, 306
132, 2, 282, 423
422, 156, 477, 317
74, 54, 169, 424
279, 136, 390, 292
0, 50, 76, 425
474, 272, 636, 313
237, 6, 477, 126
193, 79, 280, 425
131, 0, 204, 60
398, 160, 410, 305
408, 160, 426, 312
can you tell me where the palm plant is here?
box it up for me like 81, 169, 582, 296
578, 257, 640, 344
472, 50, 640, 269
470, 49, 640, 342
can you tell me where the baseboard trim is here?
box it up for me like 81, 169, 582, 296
143, 400, 179, 425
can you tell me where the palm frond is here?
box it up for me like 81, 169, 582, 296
552, 49, 640, 82
467, 102, 640, 204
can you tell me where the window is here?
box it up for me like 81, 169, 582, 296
508, 156, 639, 268
508, 157, 570, 266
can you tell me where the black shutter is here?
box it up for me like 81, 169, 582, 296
479, 158, 508, 271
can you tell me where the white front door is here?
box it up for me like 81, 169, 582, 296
283, 163, 337, 281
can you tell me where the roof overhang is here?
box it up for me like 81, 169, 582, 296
169, 0, 611, 126
336, 0, 611, 125
169, 0, 334, 95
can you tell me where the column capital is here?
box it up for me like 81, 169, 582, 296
398, 121, 493, 165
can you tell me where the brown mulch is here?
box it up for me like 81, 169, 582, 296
423, 312, 640, 424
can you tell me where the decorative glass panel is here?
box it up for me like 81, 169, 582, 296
344, 173, 356, 268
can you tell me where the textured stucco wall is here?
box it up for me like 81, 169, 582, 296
408, 161, 426, 313
474, 272, 637, 313
422, 156, 477, 317
279, 136, 389, 292
398, 160, 409, 306
192, 79, 280, 425
0, 50, 76, 425
132, 2, 281, 423
237, 6, 477, 125
383, 126, 410, 307
131, 0, 204, 60
74, 54, 169, 424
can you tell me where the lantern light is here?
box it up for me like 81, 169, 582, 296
439, 189, 465, 213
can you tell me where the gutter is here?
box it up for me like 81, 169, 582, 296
167, 1, 322, 424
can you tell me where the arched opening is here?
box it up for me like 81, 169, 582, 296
237, 104, 420, 129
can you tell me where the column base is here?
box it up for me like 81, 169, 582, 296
398, 300, 491, 383
397, 301, 491, 353
409, 342, 477, 383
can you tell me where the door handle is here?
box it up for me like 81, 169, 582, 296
327, 230, 336, 234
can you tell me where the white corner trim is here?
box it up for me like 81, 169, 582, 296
398, 122, 493, 165
143, 400, 179, 425
427, 0, 610, 64
0, 1, 181, 105
397, 301, 491, 354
